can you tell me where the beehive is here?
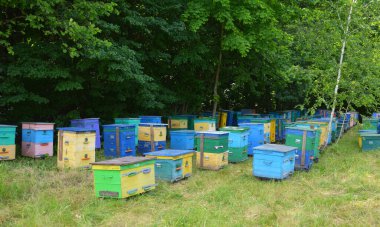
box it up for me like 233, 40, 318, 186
21, 122, 54, 158
103, 124, 136, 158
247, 118, 275, 143
285, 127, 320, 170
168, 116, 188, 131
219, 127, 249, 163
360, 134, 380, 151
238, 123, 265, 155
114, 118, 140, 144
194, 118, 216, 131
170, 130, 195, 150
138, 123, 167, 154
0, 125, 17, 160
145, 149, 194, 182
194, 131, 229, 154
252, 144, 297, 180
57, 127, 96, 169
91, 156, 156, 199
139, 116, 162, 124
196, 151, 228, 170
70, 118, 101, 149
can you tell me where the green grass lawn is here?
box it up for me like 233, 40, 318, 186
1, 127, 379, 226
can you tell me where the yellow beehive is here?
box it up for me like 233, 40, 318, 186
219, 112, 227, 128
57, 127, 96, 169
169, 118, 188, 129
263, 123, 270, 134
308, 122, 328, 147
269, 119, 276, 143
196, 151, 228, 170
138, 124, 167, 141
194, 119, 216, 131
0, 145, 15, 160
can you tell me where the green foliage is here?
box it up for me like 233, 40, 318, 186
0, 0, 380, 123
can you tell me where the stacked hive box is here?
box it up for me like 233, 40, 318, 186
359, 132, 380, 151
238, 123, 265, 155
91, 157, 156, 198
138, 123, 167, 154
293, 123, 328, 149
103, 124, 136, 158
285, 127, 320, 170
114, 118, 140, 144
252, 144, 297, 180
219, 127, 249, 163
139, 116, 162, 123
219, 111, 228, 128
71, 118, 101, 149
168, 116, 188, 131
57, 127, 96, 169
170, 130, 195, 150
194, 118, 216, 131
22, 122, 54, 158
145, 150, 194, 182
311, 118, 337, 142
195, 131, 229, 170
0, 125, 17, 160
238, 117, 271, 143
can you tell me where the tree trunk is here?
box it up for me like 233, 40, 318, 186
327, 0, 356, 143
212, 26, 224, 118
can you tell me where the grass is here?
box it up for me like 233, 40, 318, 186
1, 127, 379, 226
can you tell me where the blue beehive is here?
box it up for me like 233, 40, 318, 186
145, 150, 194, 182
22, 129, 54, 143
252, 144, 297, 180
71, 118, 101, 149
139, 116, 162, 124
138, 141, 166, 154
103, 124, 136, 157
170, 130, 195, 150
238, 123, 265, 155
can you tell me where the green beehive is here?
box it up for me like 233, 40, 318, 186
114, 118, 140, 144
219, 127, 249, 163
228, 146, 248, 163
285, 127, 321, 160
360, 134, 380, 151
195, 131, 229, 154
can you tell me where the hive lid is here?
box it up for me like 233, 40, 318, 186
285, 126, 319, 132
103, 124, 135, 128
91, 156, 154, 166
219, 126, 248, 132
57, 127, 96, 132
139, 123, 167, 126
145, 149, 194, 157
21, 122, 55, 125
139, 116, 162, 118
253, 144, 297, 152
195, 131, 229, 136
238, 123, 264, 126
170, 130, 195, 134
0, 124, 17, 128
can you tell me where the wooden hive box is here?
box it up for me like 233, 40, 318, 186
91, 156, 156, 199
21, 122, 54, 158
252, 144, 297, 180
103, 124, 136, 158
57, 127, 96, 169
145, 149, 194, 182
0, 125, 17, 161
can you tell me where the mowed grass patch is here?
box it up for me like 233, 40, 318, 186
1, 127, 379, 226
